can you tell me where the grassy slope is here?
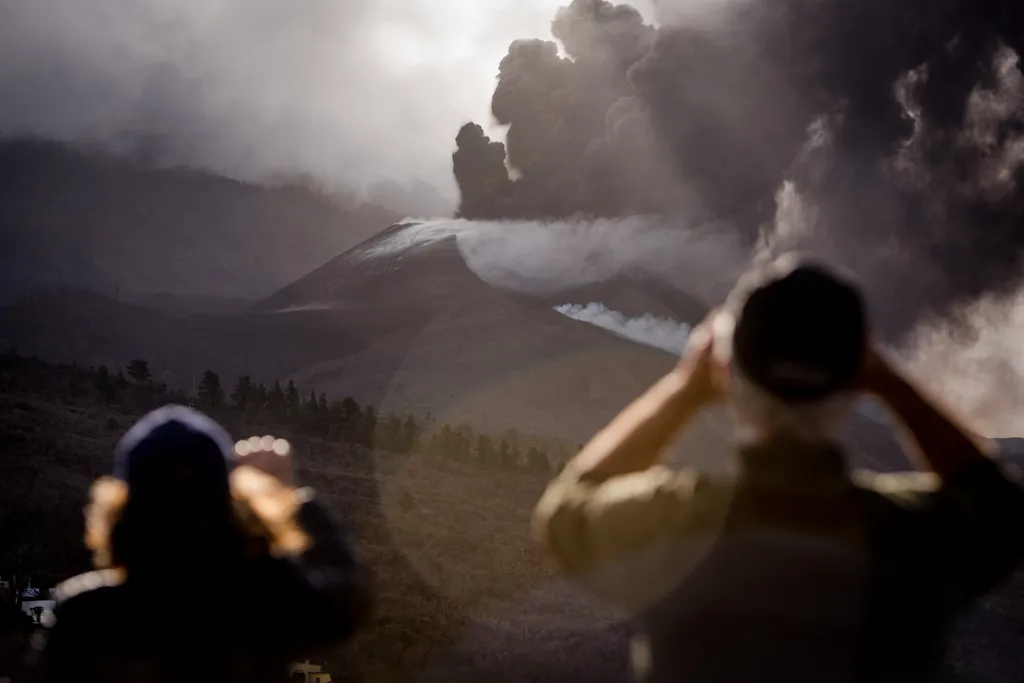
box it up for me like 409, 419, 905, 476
0, 362, 623, 683
3, 362, 1024, 683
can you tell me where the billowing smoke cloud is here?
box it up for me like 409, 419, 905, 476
0, 0, 603, 209
453, 0, 1024, 340
554, 302, 691, 353
901, 288, 1024, 437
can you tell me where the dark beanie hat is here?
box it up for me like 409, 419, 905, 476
114, 405, 235, 500
726, 252, 867, 402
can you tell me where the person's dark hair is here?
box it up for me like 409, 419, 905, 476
726, 252, 868, 403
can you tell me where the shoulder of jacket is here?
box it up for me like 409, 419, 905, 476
54, 569, 124, 606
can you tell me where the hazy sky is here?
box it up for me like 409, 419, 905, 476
0, 0, 654, 202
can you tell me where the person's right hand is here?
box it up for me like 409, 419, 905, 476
234, 435, 296, 488
675, 310, 725, 409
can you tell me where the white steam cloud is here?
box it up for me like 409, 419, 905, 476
356, 216, 750, 306
901, 290, 1024, 438
553, 303, 691, 354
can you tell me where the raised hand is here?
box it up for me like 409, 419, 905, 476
234, 435, 295, 488
676, 309, 725, 410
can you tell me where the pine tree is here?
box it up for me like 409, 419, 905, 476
93, 365, 114, 403
339, 397, 361, 441
311, 392, 330, 438
268, 381, 285, 415
502, 427, 521, 451
429, 423, 450, 458
360, 406, 377, 447
509, 443, 522, 470
476, 435, 495, 466
527, 446, 549, 472
197, 370, 224, 408
231, 375, 253, 410
327, 397, 362, 443
305, 390, 318, 416
253, 382, 268, 412
286, 380, 300, 419
456, 425, 475, 462
379, 413, 402, 452
126, 359, 151, 385
498, 439, 512, 470
450, 431, 467, 461
326, 401, 343, 441
400, 414, 418, 453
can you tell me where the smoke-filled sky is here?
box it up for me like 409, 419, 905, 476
447, 0, 1024, 338
6, 0, 1024, 435
0, 0, 651, 203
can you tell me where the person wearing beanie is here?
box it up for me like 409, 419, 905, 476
533, 252, 1024, 683
29, 405, 373, 683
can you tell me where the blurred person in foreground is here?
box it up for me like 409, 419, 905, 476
533, 253, 1024, 683
30, 405, 373, 683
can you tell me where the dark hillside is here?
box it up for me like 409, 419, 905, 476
0, 139, 401, 303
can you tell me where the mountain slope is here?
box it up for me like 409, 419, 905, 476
253, 224, 912, 466
258, 230, 684, 442
0, 139, 402, 303
0, 223, 687, 445
0, 219, 1006, 468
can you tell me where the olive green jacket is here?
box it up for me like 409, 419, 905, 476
534, 441, 1024, 683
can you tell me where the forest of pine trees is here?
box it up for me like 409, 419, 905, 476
1, 350, 573, 473
219, 370, 569, 473
220, 371, 567, 471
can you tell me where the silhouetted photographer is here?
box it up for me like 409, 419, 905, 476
29, 405, 373, 683
534, 253, 1024, 683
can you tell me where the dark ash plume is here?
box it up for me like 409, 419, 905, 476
453, 0, 1024, 338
